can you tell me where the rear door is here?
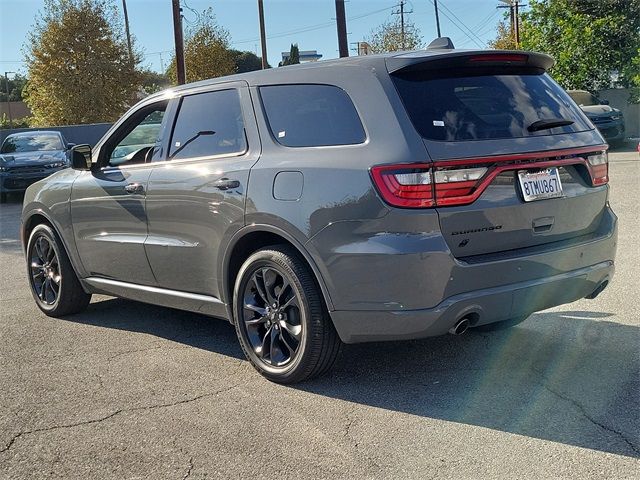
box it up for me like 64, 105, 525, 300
144, 82, 260, 299
389, 53, 609, 258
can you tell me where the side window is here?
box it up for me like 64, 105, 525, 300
260, 84, 366, 147
106, 103, 167, 167
170, 89, 247, 160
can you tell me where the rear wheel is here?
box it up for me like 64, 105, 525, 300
473, 315, 529, 332
233, 246, 341, 384
27, 224, 91, 317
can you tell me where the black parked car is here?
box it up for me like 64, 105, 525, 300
0, 131, 72, 202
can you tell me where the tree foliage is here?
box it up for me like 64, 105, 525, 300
167, 9, 235, 83
0, 74, 28, 102
230, 50, 268, 73
279, 44, 300, 66
521, 0, 640, 99
365, 17, 422, 53
23, 0, 140, 126
489, 19, 517, 50
139, 69, 170, 95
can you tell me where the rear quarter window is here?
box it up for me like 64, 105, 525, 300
260, 84, 366, 147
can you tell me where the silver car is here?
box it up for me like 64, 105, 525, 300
21, 42, 617, 383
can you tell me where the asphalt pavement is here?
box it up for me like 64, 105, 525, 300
1, 148, 638, 479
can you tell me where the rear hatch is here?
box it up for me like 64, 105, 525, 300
386, 51, 609, 259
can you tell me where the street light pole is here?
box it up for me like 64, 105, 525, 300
335, 0, 349, 58
4, 72, 14, 128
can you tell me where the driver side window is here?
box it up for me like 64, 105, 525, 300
104, 102, 168, 168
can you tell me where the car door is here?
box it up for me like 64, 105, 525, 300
144, 82, 260, 300
70, 99, 173, 285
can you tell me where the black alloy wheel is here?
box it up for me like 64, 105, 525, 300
30, 234, 61, 305
233, 246, 341, 383
242, 266, 303, 367
26, 224, 91, 316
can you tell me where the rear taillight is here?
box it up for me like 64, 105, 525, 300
370, 163, 434, 207
586, 151, 608, 185
370, 164, 488, 208
371, 147, 608, 209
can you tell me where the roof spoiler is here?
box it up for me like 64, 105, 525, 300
386, 50, 555, 74
426, 37, 455, 50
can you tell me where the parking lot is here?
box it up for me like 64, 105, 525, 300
0, 148, 638, 479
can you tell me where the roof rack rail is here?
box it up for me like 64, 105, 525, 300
426, 37, 455, 50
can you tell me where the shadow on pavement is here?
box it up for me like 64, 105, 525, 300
63, 297, 639, 458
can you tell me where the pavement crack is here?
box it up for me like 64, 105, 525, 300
1, 384, 240, 455
532, 369, 640, 456
182, 456, 194, 480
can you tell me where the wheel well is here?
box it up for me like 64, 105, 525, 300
22, 214, 52, 251
225, 231, 329, 316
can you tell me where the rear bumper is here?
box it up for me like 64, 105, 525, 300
326, 206, 617, 343
331, 260, 613, 343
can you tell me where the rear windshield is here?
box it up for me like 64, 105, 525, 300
392, 70, 591, 141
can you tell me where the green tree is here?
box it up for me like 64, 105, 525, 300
0, 74, 28, 102
489, 19, 517, 50
365, 17, 422, 53
521, 0, 640, 100
139, 68, 170, 95
167, 9, 235, 83
23, 0, 140, 126
229, 50, 269, 73
279, 44, 300, 66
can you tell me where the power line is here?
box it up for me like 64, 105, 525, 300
428, 0, 484, 48
436, 0, 486, 47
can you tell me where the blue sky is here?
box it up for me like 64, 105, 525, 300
0, 0, 506, 74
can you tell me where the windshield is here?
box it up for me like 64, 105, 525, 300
392, 70, 591, 141
1, 134, 64, 153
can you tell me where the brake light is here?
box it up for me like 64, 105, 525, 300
586, 151, 608, 185
468, 54, 528, 63
370, 163, 434, 207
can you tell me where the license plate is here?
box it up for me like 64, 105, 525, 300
517, 168, 563, 202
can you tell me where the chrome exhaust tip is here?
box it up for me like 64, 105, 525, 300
449, 317, 470, 335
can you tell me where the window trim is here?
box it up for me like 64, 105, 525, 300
166, 87, 249, 163
258, 83, 368, 149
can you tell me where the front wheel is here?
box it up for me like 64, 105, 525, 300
233, 246, 341, 384
26, 224, 91, 317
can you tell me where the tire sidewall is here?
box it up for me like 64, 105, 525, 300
233, 252, 312, 381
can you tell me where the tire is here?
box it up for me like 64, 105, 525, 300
26, 224, 91, 317
233, 245, 342, 384
472, 315, 529, 332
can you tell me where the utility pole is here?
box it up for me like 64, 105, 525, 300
433, 0, 442, 37
258, 0, 268, 69
513, 0, 520, 48
498, 0, 522, 48
4, 72, 14, 127
172, 0, 186, 84
393, 1, 411, 49
122, 0, 133, 63
335, 0, 349, 58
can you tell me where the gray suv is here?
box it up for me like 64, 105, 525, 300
22, 43, 617, 383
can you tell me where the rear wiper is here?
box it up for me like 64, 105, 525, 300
527, 118, 574, 132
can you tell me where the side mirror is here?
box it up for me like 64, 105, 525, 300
71, 144, 92, 170
66, 142, 76, 150
601, 99, 610, 105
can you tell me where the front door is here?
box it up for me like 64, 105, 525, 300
70, 100, 170, 284
144, 83, 260, 299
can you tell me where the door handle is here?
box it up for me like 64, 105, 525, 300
213, 178, 240, 190
124, 183, 145, 195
